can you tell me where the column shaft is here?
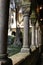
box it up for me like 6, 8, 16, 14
38, 28, 41, 46
21, 13, 30, 53
30, 25, 36, 51
23, 14, 29, 48
35, 28, 39, 47
31, 26, 34, 45
38, 28, 42, 53
0, 0, 10, 59
0, 0, 12, 65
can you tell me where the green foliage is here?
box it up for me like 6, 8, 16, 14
7, 44, 21, 57
8, 36, 15, 45
7, 31, 23, 57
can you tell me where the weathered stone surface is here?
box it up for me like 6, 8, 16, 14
0, 0, 12, 65
21, 13, 30, 53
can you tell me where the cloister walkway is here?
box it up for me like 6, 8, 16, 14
36, 52, 43, 65
0, 0, 43, 65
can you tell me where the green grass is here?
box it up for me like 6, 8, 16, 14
7, 44, 21, 57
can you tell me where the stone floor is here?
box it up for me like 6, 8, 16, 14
40, 53, 43, 65
36, 53, 43, 65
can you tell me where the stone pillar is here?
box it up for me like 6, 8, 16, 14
38, 27, 41, 47
30, 25, 36, 51
21, 13, 30, 53
39, 31, 41, 46
35, 27, 39, 48
32, 26, 34, 45
38, 27, 42, 53
0, 0, 12, 65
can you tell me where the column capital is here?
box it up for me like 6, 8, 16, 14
22, 2, 31, 16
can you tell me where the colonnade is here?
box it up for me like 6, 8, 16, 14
0, 0, 42, 65
21, 11, 42, 53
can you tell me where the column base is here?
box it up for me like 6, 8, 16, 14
21, 47, 30, 54
0, 58, 12, 65
36, 45, 39, 48
30, 45, 36, 52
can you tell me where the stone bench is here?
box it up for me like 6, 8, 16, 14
9, 48, 41, 65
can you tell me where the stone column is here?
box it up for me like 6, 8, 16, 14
0, 0, 12, 65
30, 25, 36, 51
21, 13, 30, 53
39, 31, 41, 46
38, 27, 41, 47
38, 27, 42, 53
35, 27, 39, 48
